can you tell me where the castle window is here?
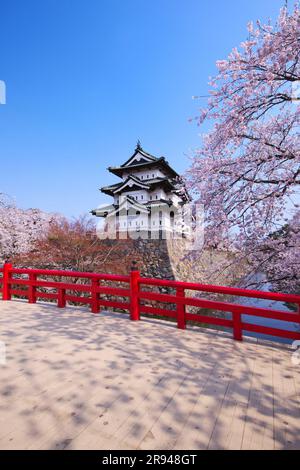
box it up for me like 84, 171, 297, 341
170, 211, 174, 226
141, 195, 143, 200
156, 195, 158, 199
152, 173, 155, 178
150, 196, 152, 200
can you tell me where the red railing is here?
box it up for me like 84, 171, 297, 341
0, 263, 300, 343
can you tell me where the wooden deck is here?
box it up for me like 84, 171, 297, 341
0, 300, 299, 450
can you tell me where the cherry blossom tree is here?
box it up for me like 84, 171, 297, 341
188, 4, 300, 293
248, 210, 300, 294
0, 194, 54, 262
13, 215, 122, 273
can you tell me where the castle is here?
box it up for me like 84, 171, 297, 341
91, 142, 190, 239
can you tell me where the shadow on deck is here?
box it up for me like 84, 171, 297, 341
0, 300, 299, 450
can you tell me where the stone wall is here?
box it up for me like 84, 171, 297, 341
95, 238, 174, 280
95, 236, 246, 287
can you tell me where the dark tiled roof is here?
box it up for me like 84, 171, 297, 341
101, 176, 176, 195
120, 147, 158, 168
108, 157, 179, 179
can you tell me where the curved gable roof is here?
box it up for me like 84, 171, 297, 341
108, 157, 178, 179
108, 196, 150, 217
121, 148, 158, 168
114, 175, 150, 194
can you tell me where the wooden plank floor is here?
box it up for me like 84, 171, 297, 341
0, 300, 299, 450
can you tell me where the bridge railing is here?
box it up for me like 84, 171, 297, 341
0, 263, 300, 342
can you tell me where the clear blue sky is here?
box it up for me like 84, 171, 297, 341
0, 0, 285, 217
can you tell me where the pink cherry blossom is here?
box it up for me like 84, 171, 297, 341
187, 4, 300, 294
0, 194, 56, 262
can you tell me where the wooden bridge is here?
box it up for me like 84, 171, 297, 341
0, 265, 300, 449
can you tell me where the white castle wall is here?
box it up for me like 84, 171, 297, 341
122, 168, 166, 181
114, 188, 168, 205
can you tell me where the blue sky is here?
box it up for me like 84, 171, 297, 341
0, 0, 285, 217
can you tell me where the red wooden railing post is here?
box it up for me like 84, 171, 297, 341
98, 279, 102, 312
176, 286, 186, 330
2, 262, 12, 301
233, 310, 243, 341
57, 288, 66, 308
28, 273, 37, 303
130, 264, 140, 321
91, 278, 100, 314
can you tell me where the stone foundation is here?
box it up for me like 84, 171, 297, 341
95, 236, 245, 287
